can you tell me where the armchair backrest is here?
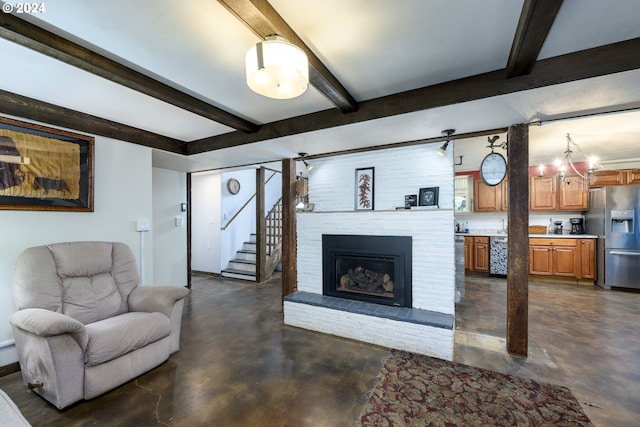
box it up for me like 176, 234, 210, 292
12, 241, 140, 324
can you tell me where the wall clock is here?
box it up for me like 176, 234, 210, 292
480, 152, 507, 186
226, 178, 240, 195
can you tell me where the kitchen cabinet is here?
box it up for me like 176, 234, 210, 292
529, 176, 557, 211
529, 237, 595, 280
579, 238, 596, 279
529, 238, 580, 278
529, 175, 589, 211
473, 236, 490, 272
474, 180, 507, 212
464, 237, 472, 270
464, 236, 489, 273
455, 175, 474, 213
590, 169, 640, 187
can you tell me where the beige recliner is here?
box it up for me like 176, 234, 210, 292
9, 241, 189, 409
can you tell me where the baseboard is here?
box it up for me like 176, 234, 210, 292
0, 362, 20, 377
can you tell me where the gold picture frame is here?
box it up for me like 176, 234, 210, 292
0, 116, 94, 211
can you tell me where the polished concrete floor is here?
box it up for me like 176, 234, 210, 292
455, 275, 640, 427
0, 273, 638, 426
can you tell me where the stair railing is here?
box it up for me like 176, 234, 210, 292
221, 170, 278, 231
263, 198, 283, 279
256, 167, 283, 282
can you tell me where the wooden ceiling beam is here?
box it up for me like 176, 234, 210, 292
0, 13, 259, 133
0, 90, 187, 154
188, 37, 640, 154
218, 0, 358, 113
507, 0, 564, 78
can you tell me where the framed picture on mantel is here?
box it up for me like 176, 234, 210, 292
419, 186, 439, 207
355, 167, 374, 210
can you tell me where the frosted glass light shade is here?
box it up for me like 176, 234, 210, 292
246, 35, 309, 99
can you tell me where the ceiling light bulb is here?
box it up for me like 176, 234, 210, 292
437, 141, 449, 156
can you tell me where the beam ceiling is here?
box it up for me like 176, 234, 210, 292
0, 89, 186, 153
188, 38, 640, 154
0, 13, 259, 133
218, 0, 358, 113
507, 0, 564, 78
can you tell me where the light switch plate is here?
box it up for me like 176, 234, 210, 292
136, 219, 151, 231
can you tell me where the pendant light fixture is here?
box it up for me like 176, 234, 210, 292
246, 35, 309, 99
538, 133, 597, 183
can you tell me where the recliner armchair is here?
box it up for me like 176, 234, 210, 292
9, 241, 189, 409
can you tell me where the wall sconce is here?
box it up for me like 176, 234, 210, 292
438, 129, 455, 156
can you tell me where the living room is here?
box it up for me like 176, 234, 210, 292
1, 1, 640, 425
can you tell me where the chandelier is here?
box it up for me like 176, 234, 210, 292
539, 133, 597, 183
245, 35, 309, 99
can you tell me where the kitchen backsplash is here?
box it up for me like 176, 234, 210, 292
455, 212, 585, 234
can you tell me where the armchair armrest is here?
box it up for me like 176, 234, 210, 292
128, 285, 189, 317
9, 308, 84, 337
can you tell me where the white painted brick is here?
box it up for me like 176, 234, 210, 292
288, 143, 455, 357
297, 211, 455, 314
284, 301, 454, 360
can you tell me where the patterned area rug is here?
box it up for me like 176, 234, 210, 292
357, 349, 593, 427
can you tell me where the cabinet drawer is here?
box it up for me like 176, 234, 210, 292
529, 238, 577, 247
473, 236, 489, 244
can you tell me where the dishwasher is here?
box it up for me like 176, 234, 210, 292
489, 236, 507, 276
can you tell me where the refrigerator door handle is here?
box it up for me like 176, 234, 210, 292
610, 251, 640, 256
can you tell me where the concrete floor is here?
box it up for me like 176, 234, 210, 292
0, 273, 638, 426
455, 275, 640, 427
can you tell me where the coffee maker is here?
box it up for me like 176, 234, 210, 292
570, 218, 585, 234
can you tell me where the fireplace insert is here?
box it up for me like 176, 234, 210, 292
322, 234, 412, 307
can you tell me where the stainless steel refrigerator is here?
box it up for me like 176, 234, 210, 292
586, 185, 640, 290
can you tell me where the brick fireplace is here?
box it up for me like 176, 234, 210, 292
284, 210, 455, 360
282, 144, 455, 360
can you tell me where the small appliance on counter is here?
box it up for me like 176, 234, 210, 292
570, 218, 585, 234
553, 220, 563, 234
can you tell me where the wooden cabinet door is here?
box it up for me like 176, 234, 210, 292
558, 176, 589, 210
529, 176, 557, 211
473, 241, 489, 272
580, 239, 596, 279
553, 246, 580, 277
627, 169, 640, 185
590, 170, 627, 187
529, 245, 553, 275
464, 237, 472, 270
501, 179, 508, 211
474, 180, 501, 212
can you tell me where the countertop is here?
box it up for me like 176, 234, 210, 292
455, 231, 598, 239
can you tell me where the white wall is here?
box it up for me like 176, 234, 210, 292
0, 134, 155, 366
220, 169, 257, 269
191, 172, 222, 273
152, 167, 187, 285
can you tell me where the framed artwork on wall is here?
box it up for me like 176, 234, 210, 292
355, 167, 374, 210
0, 116, 94, 211
419, 186, 439, 207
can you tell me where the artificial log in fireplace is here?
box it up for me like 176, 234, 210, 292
322, 234, 412, 307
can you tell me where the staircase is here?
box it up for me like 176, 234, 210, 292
220, 168, 283, 282
221, 234, 258, 281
